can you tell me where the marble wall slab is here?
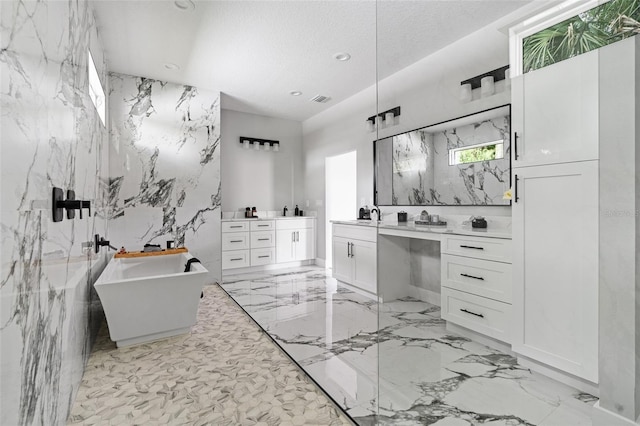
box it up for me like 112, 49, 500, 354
0, 1, 109, 424
108, 73, 221, 283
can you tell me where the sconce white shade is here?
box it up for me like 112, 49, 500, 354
243, 140, 250, 149
264, 143, 270, 151
504, 67, 511, 87
385, 112, 394, 127
481, 76, 495, 97
254, 141, 260, 150
367, 119, 375, 132
273, 143, 279, 152
460, 83, 472, 103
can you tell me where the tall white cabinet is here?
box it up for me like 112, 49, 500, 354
511, 48, 600, 382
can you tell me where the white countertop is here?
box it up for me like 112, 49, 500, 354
331, 220, 511, 239
222, 216, 316, 222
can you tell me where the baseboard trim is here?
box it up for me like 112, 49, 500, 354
516, 355, 599, 397
315, 258, 326, 268
593, 401, 639, 425
407, 286, 441, 306
222, 259, 316, 276
446, 323, 513, 354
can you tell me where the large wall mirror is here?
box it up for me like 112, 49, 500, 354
375, 104, 511, 206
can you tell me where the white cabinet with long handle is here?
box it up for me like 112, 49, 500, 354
275, 218, 315, 264
332, 224, 377, 295
511, 44, 602, 383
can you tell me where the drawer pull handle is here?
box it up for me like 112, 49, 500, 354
230, 258, 243, 261
460, 308, 484, 318
460, 245, 484, 250
257, 238, 269, 241
258, 255, 270, 258
230, 226, 243, 228
460, 273, 484, 281
230, 240, 243, 243
258, 224, 269, 227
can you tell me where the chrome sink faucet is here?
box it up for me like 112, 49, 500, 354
371, 206, 381, 221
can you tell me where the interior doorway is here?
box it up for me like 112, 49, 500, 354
325, 151, 357, 269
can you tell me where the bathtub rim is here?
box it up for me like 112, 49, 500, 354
94, 252, 208, 287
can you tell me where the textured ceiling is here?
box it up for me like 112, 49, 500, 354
93, 1, 534, 121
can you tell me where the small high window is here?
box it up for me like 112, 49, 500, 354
88, 49, 106, 127
449, 140, 504, 166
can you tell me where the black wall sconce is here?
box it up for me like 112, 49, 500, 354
460, 65, 509, 101
366, 106, 401, 132
239, 136, 280, 152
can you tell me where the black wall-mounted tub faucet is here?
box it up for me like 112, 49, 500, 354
94, 234, 117, 254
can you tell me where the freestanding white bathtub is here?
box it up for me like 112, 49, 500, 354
94, 252, 208, 347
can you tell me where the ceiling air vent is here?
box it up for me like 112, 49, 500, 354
310, 94, 331, 103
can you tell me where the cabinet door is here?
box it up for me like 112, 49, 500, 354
294, 228, 315, 261
512, 160, 598, 382
332, 236, 352, 284
512, 49, 599, 167
275, 230, 295, 263
351, 239, 377, 294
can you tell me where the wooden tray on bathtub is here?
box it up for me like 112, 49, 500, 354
114, 247, 188, 259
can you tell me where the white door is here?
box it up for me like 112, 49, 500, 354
295, 228, 314, 261
275, 229, 295, 263
512, 49, 599, 167
512, 160, 598, 382
332, 236, 352, 284
325, 151, 357, 269
351, 239, 377, 294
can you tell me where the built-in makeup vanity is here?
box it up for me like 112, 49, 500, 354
332, 219, 512, 345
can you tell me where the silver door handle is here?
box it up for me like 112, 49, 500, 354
350, 242, 354, 258
347, 241, 350, 257
296, 231, 299, 242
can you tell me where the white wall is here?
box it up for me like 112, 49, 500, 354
221, 109, 304, 215
303, 9, 526, 261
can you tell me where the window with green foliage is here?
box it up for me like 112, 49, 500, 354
523, 0, 639, 73
449, 140, 504, 166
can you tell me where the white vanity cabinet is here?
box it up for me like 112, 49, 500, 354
440, 235, 512, 343
222, 220, 276, 269
332, 224, 377, 295
275, 218, 315, 263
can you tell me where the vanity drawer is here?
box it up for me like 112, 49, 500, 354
441, 254, 512, 303
222, 232, 250, 251
333, 224, 376, 243
251, 231, 275, 248
222, 221, 249, 233
251, 220, 275, 231
276, 218, 314, 230
441, 287, 511, 343
251, 248, 275, 266
222, 250, 250, 269
441, 235, 512, 263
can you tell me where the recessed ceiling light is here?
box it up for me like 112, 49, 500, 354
174, 0, 195, 11
164, 62, 180, 70
289, 91, 302, 96
333, 52, 351, 62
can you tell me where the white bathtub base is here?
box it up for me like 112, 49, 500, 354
94, 252, 208, 348
115, 327, 191, 348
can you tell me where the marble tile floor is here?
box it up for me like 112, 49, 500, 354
221, 266, 599, 426
68, 283, 353, 426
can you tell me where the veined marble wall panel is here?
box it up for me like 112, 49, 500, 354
108, 73, 221, 283
432, 116, 511, 205
0, 1, 109, 425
